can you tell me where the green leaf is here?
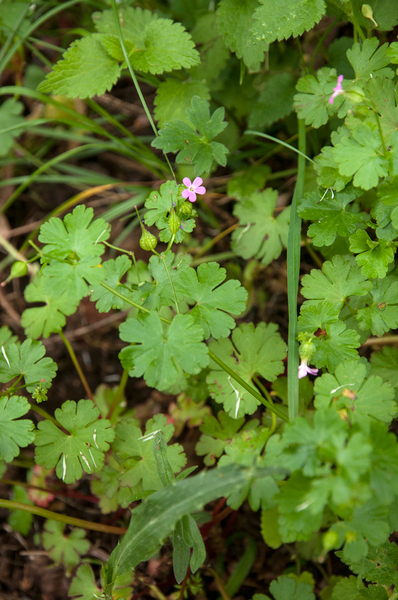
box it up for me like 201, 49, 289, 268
119, 312, 209, 391
0, 396, 34, 462
172, 519, 190, 583
250, 0, 326, 46
37, 34, 121, 98
21, 274, 79, 339
370, 346, 398, 388
249, 73, 296, 130
104, 465, 266, 586
152, 96, 228, 176
174, 262, 247, 339
312, 321, 360, 372
343, 542, 398, 586
314, 142, 352, 191
112, 414, 186, 493
294, 67, 339, 128
35, 400, 115, 484
0, 339, 57, 392
356, 277, 398, 336
196, 411, 257, 466
232, 189, 290, 267
183, 515, 206, 573
98, 33, 135, 62
42, 520, 90, 566
366, 77, 398, 143
298, 188, 367, 247
349, 230, 396, 279
39, 206, 109, 261
69, 563, 101, 600
300, 256, 372, 310
0, 98, 25, 156
0, 326, 18, 348
94, 7, 199, 74
41, 257, 105, 302
269, 575, 315, 600
347, 38, 394, 86
154, 78, 210, 128
314, 360, 397, 428
331, 124, 389, 191
189, 12, 231, 87
217, 0, 268, 70
90, 255, 133, 312
331, 577, 364, 600
8, 486, 33, 535
228, 165, 270, 200
298, 301, 339, 333
135, 251, 192, 311
69, 563, 133, 600
207, 322, 286, 418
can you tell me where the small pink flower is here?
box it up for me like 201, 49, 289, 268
298, 358, 319, 379
329, 75, 344, 104
182, 177, 206, 203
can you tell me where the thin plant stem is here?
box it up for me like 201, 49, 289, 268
245, 130, 315, 164
348, 1, 366, 41
161, 254, 180, 314
100, 282, 287, 421
59, 331, 94, 402
287, 118, 306, 422
107, 369, 129, 420
362, 335, 398, 347
194, 223, 239, 259
191, 251, 236, 267
110, 0, 176, 179
29, 404, 62, 428
0, 499, 126, 534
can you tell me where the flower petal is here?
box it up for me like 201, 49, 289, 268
183, 177, 192, 188
187, 191, 197, 202
195, 186, 206, 195
181, 189, 190, 199
192, 177, 203, 188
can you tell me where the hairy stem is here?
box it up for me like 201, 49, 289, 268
107, 369, 129, 421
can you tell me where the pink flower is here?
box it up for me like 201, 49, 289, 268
181, 177, 206, 203
298, 358, 319, 379
329, 75, 344, 104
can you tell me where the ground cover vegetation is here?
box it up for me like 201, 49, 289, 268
1, 0, 398, 598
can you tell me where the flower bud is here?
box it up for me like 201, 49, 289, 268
135, 204, 157, 252
168, 209, 181, 234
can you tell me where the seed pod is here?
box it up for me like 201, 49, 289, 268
10, 261, 28, 279
180, 201, 193, 217
168, 209, 181, 234
139, 229, 158, 251
135, 205, 158, 251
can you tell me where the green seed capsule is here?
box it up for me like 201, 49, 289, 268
168, 209, 181, 234
139, 228, 158, 251
10, 261, 28, 279
180, 201, 193, 216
